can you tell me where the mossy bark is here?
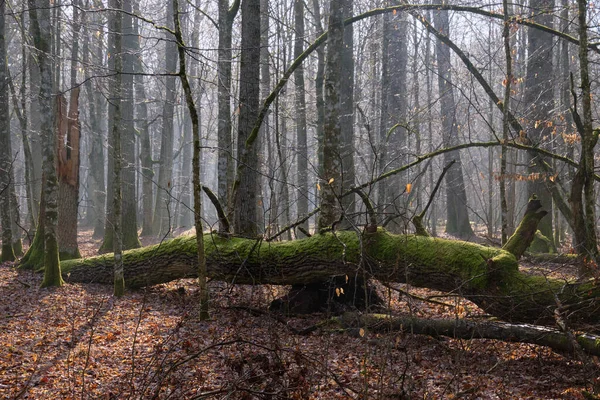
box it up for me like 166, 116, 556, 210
61, 229, 600, 326
1, 243, 15, 262
502, 197, 548, 259
40, 234, 64, 287
19, 219, 45, 270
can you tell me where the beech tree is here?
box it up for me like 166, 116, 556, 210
29, 0, 63, 287
0, 0, 15, 262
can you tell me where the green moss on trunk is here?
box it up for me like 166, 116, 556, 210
19, 228, 45, 270
503, 197, 548, 259
41, 234, 64, 287
60, 229, 600, 326
1, 243, 15, 262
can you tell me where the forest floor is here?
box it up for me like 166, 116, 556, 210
1, 229, 599, 399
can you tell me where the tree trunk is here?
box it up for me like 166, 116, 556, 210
56, 89, 82, 260
29, 0, 63, 287
339, 0, 355, 224
62, 226, 600, 327
524, 0, 555, 244
344, 313, 600, 357
294, 0, 309, 236
232, 0, 261, 237
383, 1, 408, 234
173, 0, 209, 319
217, 0, 239, 233
0, 0, 15, 262
152, 0, 178, 238
502, 197, 548, 259
433, 8, 474, 238
132, 1, 153, 237
319, 0, 344, 230
120, 0, 141, 249
82, 8, 106, 239
110, 0, 125, 296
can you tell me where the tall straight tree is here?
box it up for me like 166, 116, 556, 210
133, 0, 153, 237
0, 0, 15, 262
29, 0, 63, 286
570, 0, 599, 268
152, 0, 178, 237
433, 8, 474, 238
119, 0, 141, 248
294, 0, 309, 235
100, 0, 141, 252
232, 0, 261, 237
318, 0, 344, 229
339, 0, 355, 222
56, 1, 82, 260
217, 0, 240, 232
82, 3, 106, 239
380, 0, 408, 233
178, 0, 201, 229
109, 0, 125, 296
524, 0, 554, 243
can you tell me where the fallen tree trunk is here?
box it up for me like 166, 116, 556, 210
61, 229, 600, 327
339, 313, 600, 357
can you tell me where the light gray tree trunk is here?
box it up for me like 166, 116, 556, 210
152, 0, 178, 237
339, 0, 355, 223
294, 0, 309, 235
178, 0, 201, 229
318, 0, 344, 230
82, 8, 106, 239
524, 0, 555, 243
173, 0, 209, 318
132, 2, 153, 237
120, 0, 141, 248
29, 0, 63, 286
433, 8, 474, 238
311, 0, 325, 184
383, 1, 408, 233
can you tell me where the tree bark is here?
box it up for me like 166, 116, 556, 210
232, 0, 261, 237
343, 313, 600, 357
524, 0, 555, 244
152, 0, 178, 238
294, 0, 309, 236
433, 8, 474, 238
502, 197, 548, 259
62, 228, 600, 327
120, 0, 141, 249
217, 0, 239, 233
319, 0, 344, 230
29, 0, 63, 287
0, 0, 15, 262
56, 89, 82, 260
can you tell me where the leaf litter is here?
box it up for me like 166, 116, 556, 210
0, 230, 598, 399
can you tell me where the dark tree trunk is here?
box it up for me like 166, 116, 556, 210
217, 0, 239, 232
56, 89, 82, 260
0, 0, 15, 262
232, 0, 261, 237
